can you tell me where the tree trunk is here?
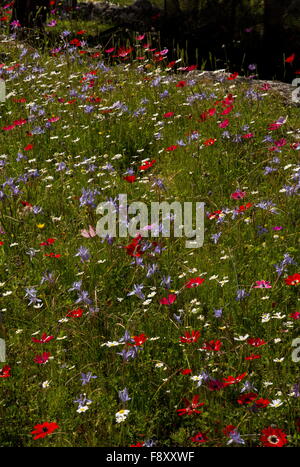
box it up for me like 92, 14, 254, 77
11, 0, 50, 30
263, 0, 287, 53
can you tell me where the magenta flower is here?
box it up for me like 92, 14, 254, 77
47, 20, 57, 27
10, 19, 21, 28
219, 119, 229, 128
231, 190, 246, 199
34, 352, 51, 364
253, 280, 272, 289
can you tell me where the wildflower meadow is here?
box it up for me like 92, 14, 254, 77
0, 0, 300, 449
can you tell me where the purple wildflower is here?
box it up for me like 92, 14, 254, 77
75, 290, 92, 305
127, 284, 145, 300
118, 387, 131, 402
236, 289, 249, 301
80, 372, 97, 386
75, 246, 90, 262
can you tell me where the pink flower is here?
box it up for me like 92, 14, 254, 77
242, 133, 254, 139
274, 138, 287, 147
219, 119, 229, 128
117, 47, 133, 57
80, 225, 96, 238
253, 280, 272, 289
47, 20, 57, 27
2, 124, 16, 131
260, 83, 271, 91
231, 190, 246, 200
47, 116, 60, 123
10, 19, 21, 28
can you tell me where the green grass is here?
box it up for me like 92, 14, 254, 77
0, 23, 299, 448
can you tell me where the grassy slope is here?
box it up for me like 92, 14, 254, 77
0, 33, 299, 447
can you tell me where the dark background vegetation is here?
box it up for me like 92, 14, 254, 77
7, 0, 300, 81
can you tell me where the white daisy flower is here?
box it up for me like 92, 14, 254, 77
234, 334, 249, 341
77, 406, 89, 413
269, 399, 284, 408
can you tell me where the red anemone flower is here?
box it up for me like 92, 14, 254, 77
223, 425, 236, 437
163, 112, 174, 118
31, 422, 59, 440
179, 330, 200, 344
176, 80, 187, 87
204, 138, 217, 146
208, 210, 223, 220
237, 202, 253, 212
123, 175, 136, 183
227, 72, 239, 80
285, 53, 296, 63
184, 277, 205, 288
247, 337, 266, 347
124, 235, 143, 257
237, 392, 257, 405
40, 238, 56, 246
32, 333, 54, 343
190, 432, 208, 443
139, 159, 156, 171
33, 352, 51, 364
254, 398, 270, 409
45, 253, 61, 258
180, 369, 192, 375
159, 294, 177, 305
260, 427, 288, 447
220, 105, 234, 115
202, 340, 222, 351
223, 372, 247, 386
245, 354, 261, 360
0, 365, 11, 378
66, 308, 84, 318
285, 273, 300, 286
177, 395, 205, 416
129, 333, 148, 346
165, 145, 178, 151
